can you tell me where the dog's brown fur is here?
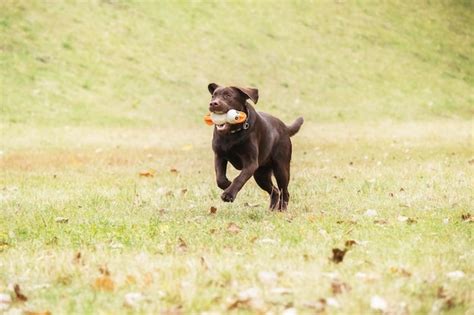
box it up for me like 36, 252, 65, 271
207, 83, 303, 210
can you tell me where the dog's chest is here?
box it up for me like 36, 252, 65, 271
213, 140, 246, 170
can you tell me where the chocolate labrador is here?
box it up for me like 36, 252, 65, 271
207, 83, 303, 210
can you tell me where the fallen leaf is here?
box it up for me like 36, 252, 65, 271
209, 228, 216, 234
13, 284, 27, 302
180, 188, 188, 195
374, 219, 388, 225
370, 295, 388, 311
170, 168, 179, 173
330, 248, 347, 264
461, 213, 473, 222
24, 311, 51, 315
209, 206, 217, 215
227, 222, 241, 234
93, 275, 115, 291
139, 169, 156, 177
99, 265, 111, 276
304, 299, 326, 312
73, 251, 82, 264
55, 217, 69, 224
200, 256, 209, 270
177, 238, 188, 251
227, 287, 265, 311
468, 159, 474, 165
124, 292, 144, 308
389, 266, 412, 277
331, 281, 351, 295
344, 240, 358, 248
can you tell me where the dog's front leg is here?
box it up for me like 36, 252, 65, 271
221, 160, 258, 202
215, 154, 231, 190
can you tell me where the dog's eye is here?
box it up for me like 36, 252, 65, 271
224, 94, 230, 99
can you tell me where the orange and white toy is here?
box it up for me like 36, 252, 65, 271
204, 109, 247, 126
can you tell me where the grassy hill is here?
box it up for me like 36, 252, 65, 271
1, 0, 473, 128
1, 2, 473, 314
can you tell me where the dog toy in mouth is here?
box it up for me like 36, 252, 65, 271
204, 109, 247, 126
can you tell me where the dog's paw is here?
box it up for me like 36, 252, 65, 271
221, 190, 236, 202
217, 179, 232, 190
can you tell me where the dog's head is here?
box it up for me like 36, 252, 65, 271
208, 83, 258, 133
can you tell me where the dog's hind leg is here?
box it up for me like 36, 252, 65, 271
254, 166, 280, 210
274, 163, 290, 211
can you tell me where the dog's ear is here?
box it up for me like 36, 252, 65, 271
208, 83, 219, 95
232, 86, 259, 104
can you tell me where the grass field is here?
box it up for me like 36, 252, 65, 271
1, 1, 473, 314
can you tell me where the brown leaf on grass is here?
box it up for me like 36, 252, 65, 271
24, 311, 51, 315
200, 256, 209, 270
304, 298, 327, 312
180, 188, 188, 195
209, 206, 217, 215
55, 217, 69, 224
468, 159, 474, 165
406, 218, 417, 224
14, 284, 28, 302
389, 267, 412, 277
461, 213, 473, 222
344, 240, 358, 248
436, 287, 456, 310
139, 169, 156, 177
93, 276, 115, 291
99, 265, 110, 276
170, 168, 179, 174
330, 248, 347, 264
209, 228, 216, 234
331, 281, 351, 295
73, 251, 82, 264
227, 288, 266, 312
374, 219, 388, 225
227, 222, 241, 234
177, 238, 188, 251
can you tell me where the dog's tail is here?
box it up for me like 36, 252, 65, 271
287, 117, 304, 137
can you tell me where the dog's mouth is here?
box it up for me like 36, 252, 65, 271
215, 123, 228, 131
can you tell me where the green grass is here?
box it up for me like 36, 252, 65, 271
0, 1, 473, 314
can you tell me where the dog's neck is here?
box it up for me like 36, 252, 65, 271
230, 106, 251, 134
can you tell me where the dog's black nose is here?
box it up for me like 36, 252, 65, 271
210, 101, 219, 107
